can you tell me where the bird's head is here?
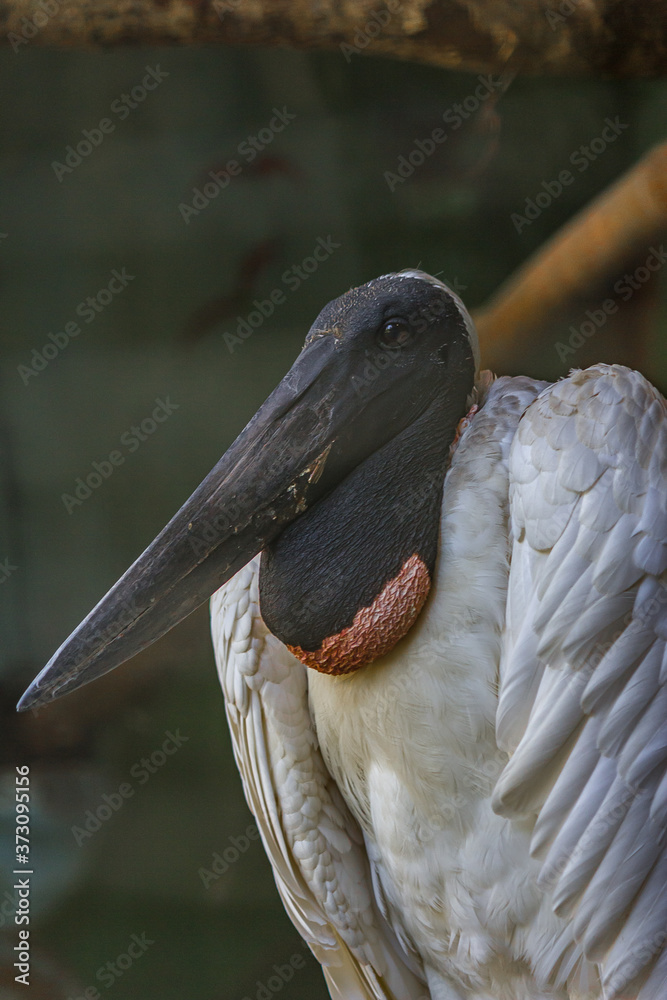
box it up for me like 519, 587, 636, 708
19, 270, 479, 710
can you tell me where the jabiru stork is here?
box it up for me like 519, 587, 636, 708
19, 271, 667, 1000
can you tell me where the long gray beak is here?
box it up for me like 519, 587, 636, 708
17, 324, 433, 711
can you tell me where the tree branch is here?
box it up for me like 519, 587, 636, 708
474, 141, 667, 371
1, 0, 667, 77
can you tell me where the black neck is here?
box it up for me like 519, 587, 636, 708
259, 388, 469, 652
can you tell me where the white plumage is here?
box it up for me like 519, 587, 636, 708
212, 364, 667, 1000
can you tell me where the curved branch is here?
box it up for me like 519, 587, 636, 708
474, 141, 667, 370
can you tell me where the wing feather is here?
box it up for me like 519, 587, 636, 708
211, 558, 426, 1000
495, 364, 667, 999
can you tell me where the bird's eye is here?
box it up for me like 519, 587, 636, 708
376, 318, 413, 351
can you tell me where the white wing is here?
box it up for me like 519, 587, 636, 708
494, 364, 667, 999
210, 558, 426, 1000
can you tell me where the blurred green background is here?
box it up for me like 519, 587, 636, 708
0, 39, 666, 1000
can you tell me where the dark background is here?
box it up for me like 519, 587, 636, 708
0, 40, 665, 1000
